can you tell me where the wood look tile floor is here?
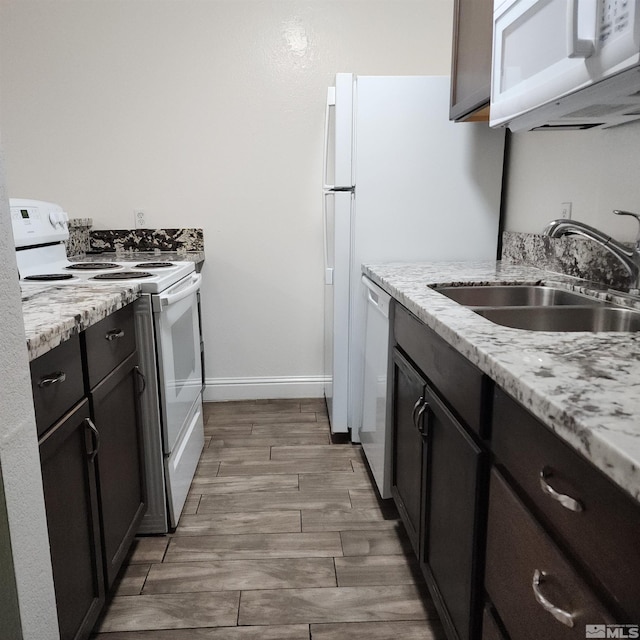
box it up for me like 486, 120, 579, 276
92, 399, 445, 639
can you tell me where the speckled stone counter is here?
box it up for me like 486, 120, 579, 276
69, 250, 206, 269
363, 260, 640, 504
22, 282, 140, 361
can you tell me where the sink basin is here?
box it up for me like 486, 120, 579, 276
435, 285, 603, 307
473, 306, 640, 332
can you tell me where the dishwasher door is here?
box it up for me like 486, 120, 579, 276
360, 275, 392, 499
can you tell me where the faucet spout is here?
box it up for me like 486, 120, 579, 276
542, 215, 640, 289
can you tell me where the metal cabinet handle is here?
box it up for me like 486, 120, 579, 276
38, 371, 66, 388
539, 468, 583, 512
84, 418, 100, 462
415, 402, 428, 434
411, 396, 424, 428
134, 365, 146, 393
532, 569, 575, 628
105, 328, 125, 341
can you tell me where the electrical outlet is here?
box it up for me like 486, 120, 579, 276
560, 202, 572, 219
134, 209, 146, 229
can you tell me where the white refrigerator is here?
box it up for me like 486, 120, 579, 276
323, 74, 505, 441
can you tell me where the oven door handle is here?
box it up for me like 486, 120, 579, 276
157, 273, 202, 308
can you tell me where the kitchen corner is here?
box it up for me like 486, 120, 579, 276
13, 200, 209, 636
364, 232, 640, 636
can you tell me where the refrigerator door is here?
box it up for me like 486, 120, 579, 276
349, 75, 504, 438
323, 189, 352, 433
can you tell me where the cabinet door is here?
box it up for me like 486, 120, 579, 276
450, 0, 493, 121
390, 348, 426, 555
422, 384, 487, 640
91, 351, 146, 588
39, 399, 105, 640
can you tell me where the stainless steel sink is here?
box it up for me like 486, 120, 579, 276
473, 306, 640, 332
435, 285, 603, 307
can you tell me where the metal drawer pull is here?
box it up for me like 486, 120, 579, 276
532, 569, 575, 628
105, 328, 125, 341
134, 366, 146, 393
84, 418, 100, 462
539, 468, 584, 512
38, 371, 66, 388
415, 401, 428, 434
411, 396, 424, 428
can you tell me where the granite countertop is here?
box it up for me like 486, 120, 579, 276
69, 250, 205, 266
363, 260, 640, 504
22, 282, 141, 361
23, 251, 205, 361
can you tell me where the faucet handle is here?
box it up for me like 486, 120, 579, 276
614, 210, 640, 242
614, 209, 640, 222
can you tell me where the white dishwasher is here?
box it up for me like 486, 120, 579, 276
360, 275, 392, 499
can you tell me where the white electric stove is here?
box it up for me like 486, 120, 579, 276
13, 202, 195, 293
12, 198, 204, 533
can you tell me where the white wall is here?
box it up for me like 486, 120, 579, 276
0, 0, 453, 400
0, 146, 59, 637
504, 121, 640, 242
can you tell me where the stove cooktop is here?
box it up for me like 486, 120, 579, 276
18, 250, 195, 294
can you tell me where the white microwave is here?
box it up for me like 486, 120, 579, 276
491, 0, 640, 131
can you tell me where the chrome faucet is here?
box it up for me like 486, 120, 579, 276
542, 210, 640, 290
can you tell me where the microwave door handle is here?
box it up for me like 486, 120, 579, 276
323, 86, 336, 190
567, 0, 595, 58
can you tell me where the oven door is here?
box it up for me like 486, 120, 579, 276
153, 273, 203, 453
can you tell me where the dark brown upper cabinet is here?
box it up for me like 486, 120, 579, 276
449, 0, 494, 122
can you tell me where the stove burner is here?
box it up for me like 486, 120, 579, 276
134, 262, 174, 269
24, 273, 75, 281
92, 271, 154, 280
66, 262, 120, 270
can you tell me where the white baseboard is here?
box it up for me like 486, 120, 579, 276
203, 375, 328, 402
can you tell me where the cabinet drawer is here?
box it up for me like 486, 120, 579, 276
83, 304, 136, 389
394, 302, 486, 435
31, 333, 84, 437
486, 469, 614, 639
492, 387, 640, 620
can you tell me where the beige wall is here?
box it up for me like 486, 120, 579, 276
0, 0, 452, 399
503, 121, 640, 241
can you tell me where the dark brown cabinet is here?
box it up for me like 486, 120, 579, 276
391, 302, 489, 640
450, 0, 494, 121
391, 348, 427, 555
482, 607, 507, 640
491, 387, 640, 624
486, 470, 615, 639
422, 385, 487, 640
32, 302, 145, 640
30, 333, 84, 437
89, 350, 145, 588
388, 297, 640, 640
39, 401, 105, 640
